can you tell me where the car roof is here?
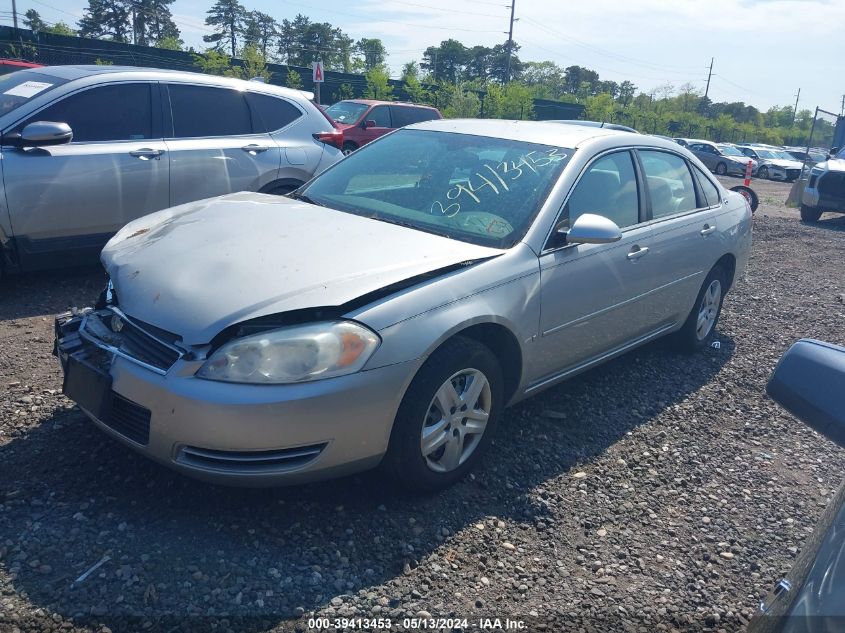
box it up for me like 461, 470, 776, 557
408, 118, 650, 147
338, 99, 437, 109
27, 65, 310, 100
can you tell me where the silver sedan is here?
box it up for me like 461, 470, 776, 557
54, 120, 752, 491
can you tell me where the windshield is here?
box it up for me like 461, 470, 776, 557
837, 147, 845, 159
0, 70, 68, 118
718, 144, 744, 157
755, 149, 779, 159
325, 101, 370, 124
300, 129, 573, 248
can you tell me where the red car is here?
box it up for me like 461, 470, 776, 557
324, 99, 442, 154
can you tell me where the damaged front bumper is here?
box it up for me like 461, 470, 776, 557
54, 307, 416, 486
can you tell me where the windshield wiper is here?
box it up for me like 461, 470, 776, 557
286, 191, 326, 207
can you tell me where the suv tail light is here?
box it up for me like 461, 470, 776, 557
313, 105, 344, 150
313, 130, 343, 150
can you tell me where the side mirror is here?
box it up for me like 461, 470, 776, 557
19, 121, 73, 147
558, 213, 623, 245
766, 339, 845, 449
364, 119, 376, 129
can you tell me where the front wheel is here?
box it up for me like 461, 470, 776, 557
674, 265, 727, 353
715, 162, 727, 176
800, 204, 822, 223
382, 337, 503, 492
342, 142, 358, 156
758, 166, 769, 180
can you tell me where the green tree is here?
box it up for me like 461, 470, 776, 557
23, 9, 47, 33
421, 39, 468, 83
585, 92, 615, 121
285, 67, 303, 89
442, 84, 480, 118
192, 48, 233, 76
157, 35, 182, 50
46, 22, 77, 36
203, 0, 246, 57
127, 0, 179, 46
78, 0, 131, 42
243, 10, 278, 59
363, 65, 393, 100
617, 80, 637, 107
333, 83, 355, 101
355, 38, 386, 72
402, 73, 428, 104
230, 43, 270, 82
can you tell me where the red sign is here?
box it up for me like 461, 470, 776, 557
312, 61, 324, 83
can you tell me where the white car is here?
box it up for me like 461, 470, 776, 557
738, 146, 803, 182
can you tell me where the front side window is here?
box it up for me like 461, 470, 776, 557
639, 150, 698, 218
561, 151, 639, 230
299, 129, 572, 248
168, 84, 251, 138
17, 83, 153, 143
368, 105, 391, 128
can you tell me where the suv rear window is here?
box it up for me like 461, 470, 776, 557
390, 105, 439, 127
246, 92, 302, 133
168, 84, 252, 138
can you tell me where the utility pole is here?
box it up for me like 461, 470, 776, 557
505, 0, 516, 83
704, 57, 714, 100
11, 0, 18, 30
841, 94, 844, 117
791, 88, 800, 126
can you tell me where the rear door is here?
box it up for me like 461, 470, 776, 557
164, 83, 281, 206
636, 150, 722, 327
2, 81, 168, 269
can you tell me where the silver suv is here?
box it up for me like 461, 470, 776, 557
0, 65, 343, 272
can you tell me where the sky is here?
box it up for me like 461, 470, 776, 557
6, 0, 845, 114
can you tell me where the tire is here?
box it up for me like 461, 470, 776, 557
714, 162, 727, 176
382, 336, 504, 493
800, 204, 822, 223
342, 142, 358, 156
674, 265, 727, 353
758, 166, 769, 180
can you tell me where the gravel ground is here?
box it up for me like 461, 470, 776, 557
1, 179, 844, 633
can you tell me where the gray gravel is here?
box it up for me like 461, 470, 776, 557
1, 179, 844, 633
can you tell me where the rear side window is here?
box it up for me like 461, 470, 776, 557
390, 105, 438, 127
20, 83, 152, 143
246, 92, 301, 132
168, 84, 251, 138
639, 150, 699, 219
692, 165, 722, 207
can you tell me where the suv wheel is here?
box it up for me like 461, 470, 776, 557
382, 336, 503, 492
800, 204, 822, 223
715, 162, 727, 176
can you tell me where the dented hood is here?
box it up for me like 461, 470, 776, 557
102, 192, 503, 345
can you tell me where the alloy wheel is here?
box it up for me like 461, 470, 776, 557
696, 279, 722, 340
420, 368, 491, 473
759, 166, 768, 179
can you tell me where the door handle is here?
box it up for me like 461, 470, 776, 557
129, 148, 164, 160
627, 245, 649, 261
242, 144, 270, 154
700, 224, 716, 236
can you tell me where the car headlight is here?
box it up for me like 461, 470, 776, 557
196, 320, 380, 384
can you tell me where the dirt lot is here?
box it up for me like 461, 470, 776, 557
1, 178, 844, 633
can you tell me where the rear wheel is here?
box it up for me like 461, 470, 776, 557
674, 265, 726, 353
715, 162, 727, 176
758, 166, 769, 180
800, 204, 822, 223
382, 336, 503, 492
342, 142, 358, 156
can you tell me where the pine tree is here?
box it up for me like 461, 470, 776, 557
78, 0, 131, 43
127, 0, 180, 47
23, 9, 47, 33
203, 0, 246, 58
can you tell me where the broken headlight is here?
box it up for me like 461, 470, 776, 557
196, 320, 380, 384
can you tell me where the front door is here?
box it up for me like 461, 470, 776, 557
359, 105, 392, 145
2, 82, 168, 269
533, 150, 660, 384
163, 83, 281, 206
